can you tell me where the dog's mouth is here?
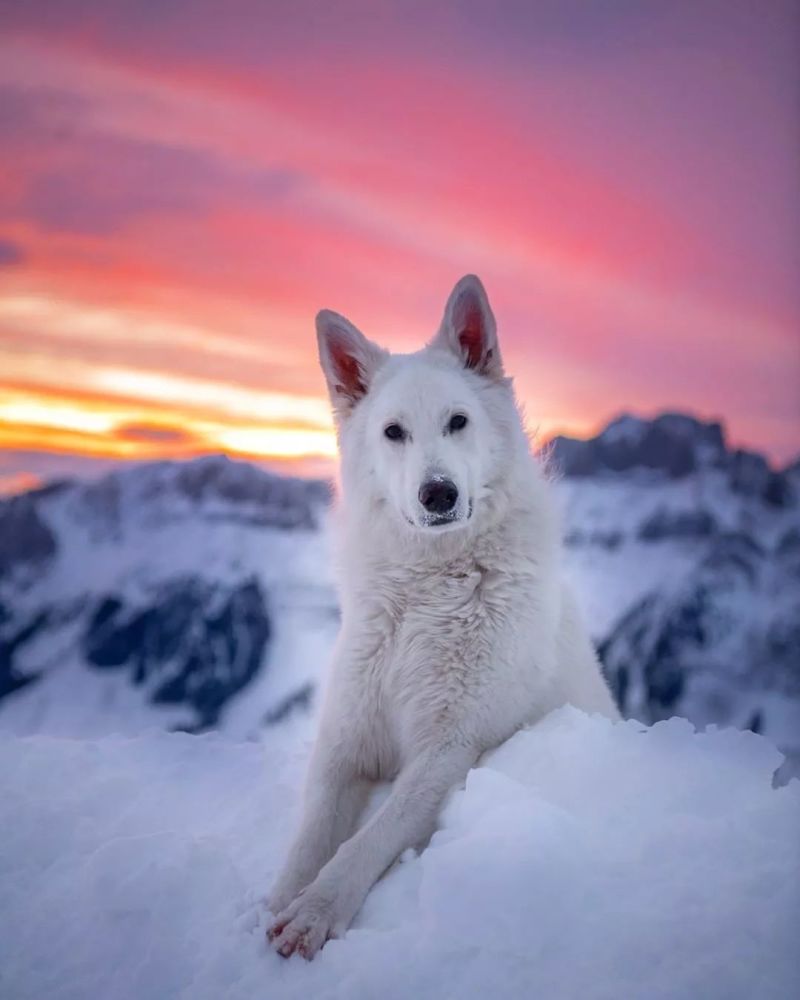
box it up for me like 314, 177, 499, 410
428, 514, 457, 527
406, 501, 473, 531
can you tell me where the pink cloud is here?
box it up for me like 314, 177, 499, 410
0, 1, 797, 467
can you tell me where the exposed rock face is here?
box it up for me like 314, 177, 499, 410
549, 412, 726, 479
637, 508, 717, 541
0, 493, 58, 578
550, 412, 795, 508
84, 578, 271, 729
599, 530, 799, 731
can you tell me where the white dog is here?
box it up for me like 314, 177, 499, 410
267, 275, 619, 959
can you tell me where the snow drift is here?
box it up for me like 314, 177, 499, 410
1, 707, 797, 1000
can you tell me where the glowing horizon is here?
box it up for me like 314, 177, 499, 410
0, 1, 797, 492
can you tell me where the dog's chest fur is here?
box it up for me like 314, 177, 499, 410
340, 537, 548, 776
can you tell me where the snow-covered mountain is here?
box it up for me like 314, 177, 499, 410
552, 413, 799, 754
0, 456, 338, 737
0, 412, 797, 751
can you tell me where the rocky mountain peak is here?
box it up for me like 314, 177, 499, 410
549, 411, 796, 507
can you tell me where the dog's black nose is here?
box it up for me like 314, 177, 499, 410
419, 478, 458, 515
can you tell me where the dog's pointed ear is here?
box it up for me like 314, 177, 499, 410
316, 310, 387, 416
432, 274, 502, 379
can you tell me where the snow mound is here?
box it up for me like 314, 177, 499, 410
1, 708, 798, 1000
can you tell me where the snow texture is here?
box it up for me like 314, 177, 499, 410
2, 707, 798, 1000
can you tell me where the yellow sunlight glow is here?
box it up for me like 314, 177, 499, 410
0, 381, 338, 463
0, 294, 266, 361
86, 367, 333, 427
0, 398, 119, 435
211, 425, 337, 458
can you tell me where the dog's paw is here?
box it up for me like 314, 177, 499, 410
267, 887, 345, 960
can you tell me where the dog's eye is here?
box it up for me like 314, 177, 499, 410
384, 423, 406, 442
448, 414, 468, 433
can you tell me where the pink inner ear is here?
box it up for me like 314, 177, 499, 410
457, 302, 485, 369
329, 336, 366, 398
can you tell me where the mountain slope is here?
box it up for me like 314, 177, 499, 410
0, 455, 337, 736
553, 413, 799, 753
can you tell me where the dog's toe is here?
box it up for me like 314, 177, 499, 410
271, 921, 315, 960
266, 918, 287, 943
276, 926, 301, 958
268, 895, 339, 960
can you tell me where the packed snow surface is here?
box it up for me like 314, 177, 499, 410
2, 708, 798, 1000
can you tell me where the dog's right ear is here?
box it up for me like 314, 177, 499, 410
316, 310, 388, 417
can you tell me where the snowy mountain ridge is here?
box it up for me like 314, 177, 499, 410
0, 455, 338, 735
550, 410, 796, 506
550, 414, 799, 753
0, 412, 797, 751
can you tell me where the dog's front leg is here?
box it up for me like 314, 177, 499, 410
267, 742, 370, 919
269, 742, 477, 959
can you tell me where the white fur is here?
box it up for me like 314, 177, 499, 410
267, 275, 619, 959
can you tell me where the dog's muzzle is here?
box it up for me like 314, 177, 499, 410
411, 499, 473, 530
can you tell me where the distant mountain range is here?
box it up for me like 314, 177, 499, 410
551, 413, 799, 755
1, 412, 798, 755
549, 412, 797, 504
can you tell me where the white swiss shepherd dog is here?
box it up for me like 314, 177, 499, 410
267, 274, 619, 958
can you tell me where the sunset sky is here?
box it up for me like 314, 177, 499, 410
0, 0, 798, 493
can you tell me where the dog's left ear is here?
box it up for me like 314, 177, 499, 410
432, 274, 503, 379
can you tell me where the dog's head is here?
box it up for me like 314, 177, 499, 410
317, 275, 522, 534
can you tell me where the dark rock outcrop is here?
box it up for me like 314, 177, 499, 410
549, 412, 727, 480
0, 494, 57, 578
84, 577, 271, 728
638, 508, 717, 542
